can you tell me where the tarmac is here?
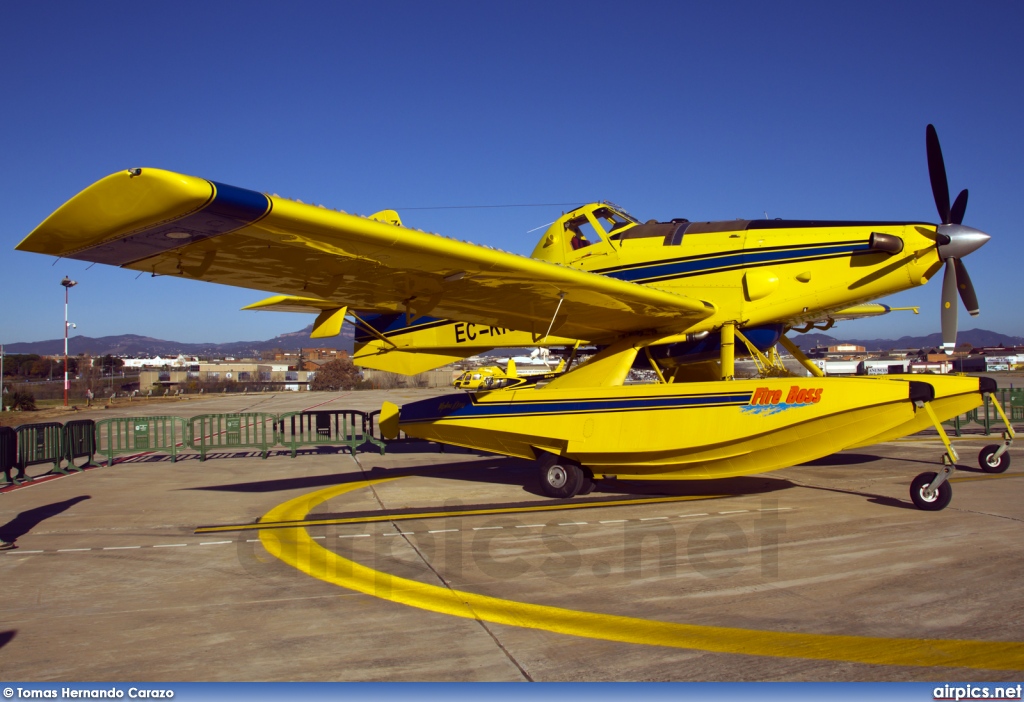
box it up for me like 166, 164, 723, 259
1, 388, 1022, 681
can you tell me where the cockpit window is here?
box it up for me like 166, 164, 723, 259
565, 217, 603, 250
592, 207, 634, 233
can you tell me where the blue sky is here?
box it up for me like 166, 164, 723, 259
2, 2, 1022, 345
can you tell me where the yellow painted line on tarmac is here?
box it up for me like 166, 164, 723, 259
951, 473, 1024, 483
196, 490, 729, 534
259, 478, 1024, 670
896, 437, 1005, 444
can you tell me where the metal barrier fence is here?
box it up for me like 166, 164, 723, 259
0, 426, 18, 485
15, 422, 65, 478
189, 413, 277, 461
0, 403, 436, 486
361, 412, 387, 455
276, 410, 366, 457
64, 419, 99, 471
4, 410, 391, 476
943, 389, 1024, 437
94, 416, 189, 465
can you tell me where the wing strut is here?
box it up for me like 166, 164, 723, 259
778, 336, 825, 378
643, 346, 669, 384
534, 292, 567, 343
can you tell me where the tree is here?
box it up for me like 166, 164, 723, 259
310, 358, 361, 391
100, 354, 124, 374
9, 390, 36, 411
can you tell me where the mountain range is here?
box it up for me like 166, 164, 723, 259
2, 326, 1021, 358
788, 328, 1024, 352
1, 324, 355, 357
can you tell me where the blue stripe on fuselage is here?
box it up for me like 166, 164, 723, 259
400, 391, 756, 424
599, 242, 872, 283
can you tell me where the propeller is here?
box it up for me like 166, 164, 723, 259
925, 124, 990, 353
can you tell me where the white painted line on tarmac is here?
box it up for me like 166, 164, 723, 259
2, 504, 800, 557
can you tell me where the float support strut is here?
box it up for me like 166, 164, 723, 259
720, 322, 735, 381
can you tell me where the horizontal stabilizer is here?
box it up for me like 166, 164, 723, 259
242, 295, 339, 313
242, 295, 348, 339
353, 347, 476, 376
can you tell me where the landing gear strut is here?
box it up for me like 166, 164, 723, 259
910, 458, 954, 511
907, 383, 1017, 509
910, 397, 959, 511
979, 441, 1011, 473
978, 389, 1015, 473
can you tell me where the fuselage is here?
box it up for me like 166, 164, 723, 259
530, 204, 944, 339
352, 204, 945, 370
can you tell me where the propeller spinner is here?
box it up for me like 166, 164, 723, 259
925, 124, 990, 353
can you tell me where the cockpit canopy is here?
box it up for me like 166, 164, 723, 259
530, 202, 640, 263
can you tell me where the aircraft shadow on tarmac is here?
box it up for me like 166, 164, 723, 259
115, 440, 488, 466
799, 449, 991, 473
186, 453, 795, 504
797, 453, 882, 467
794, 483, 918, 510
0, 495, 92, 543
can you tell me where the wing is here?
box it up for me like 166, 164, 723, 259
18, 168, 715, 342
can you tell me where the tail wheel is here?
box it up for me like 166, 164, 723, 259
910, 472, 953, 511
538, 454, 583, 498
979, 445, 1011, 473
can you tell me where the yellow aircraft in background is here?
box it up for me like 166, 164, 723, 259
453, 358, 567, 391
17, 126, 1013, 510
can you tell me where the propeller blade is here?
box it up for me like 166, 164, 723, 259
952, 257, 980, 316
950, 189, 969, 225
927, 124, 951, 224
940, 259, 959, 353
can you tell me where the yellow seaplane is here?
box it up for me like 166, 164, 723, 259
16, 126, 1014, 510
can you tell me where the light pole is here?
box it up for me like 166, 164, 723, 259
61, 276, 78, 406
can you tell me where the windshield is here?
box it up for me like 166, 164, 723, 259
593, 206, 636, 232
